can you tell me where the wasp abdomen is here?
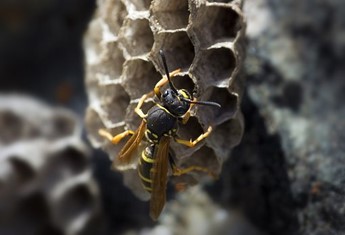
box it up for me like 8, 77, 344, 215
138, 145, 155, 192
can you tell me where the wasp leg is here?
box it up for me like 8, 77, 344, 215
154, 68, 181, 98
181, 111, 190, 125
174, 126, 212, 147
172, 165, 217, 179
98, 129, 134, 144
180, 98, 197, 124
135, 68, 181, 118
134, 92, 152, 119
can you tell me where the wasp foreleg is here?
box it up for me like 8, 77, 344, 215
180, 98, 197, 124
134, 92, 152, 119
154, 68, 181, 98
135, 68, 181, 118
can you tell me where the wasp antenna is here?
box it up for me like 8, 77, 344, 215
181, 97, 221, 108
159, 50, 178, 94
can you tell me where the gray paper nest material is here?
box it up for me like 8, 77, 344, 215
0, 95, 101, 235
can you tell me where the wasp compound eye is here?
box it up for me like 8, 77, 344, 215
163, 90, 169, 97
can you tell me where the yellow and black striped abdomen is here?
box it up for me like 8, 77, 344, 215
138, 145, 155, 193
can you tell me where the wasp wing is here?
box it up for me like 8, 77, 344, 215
149, 136, 170, 220
116, 120, 146, 166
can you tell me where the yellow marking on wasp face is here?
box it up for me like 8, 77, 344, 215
138, 169, 152, 183
179, 89, 190, 99
141, 151, 155, 163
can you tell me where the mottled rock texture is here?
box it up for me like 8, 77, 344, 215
213, 0, 345, 234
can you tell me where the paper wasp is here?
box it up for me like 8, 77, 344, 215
99, 50, 221, 220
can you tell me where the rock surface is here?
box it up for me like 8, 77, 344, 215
228, 0, 345, 234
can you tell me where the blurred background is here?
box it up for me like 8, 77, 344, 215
0, 0, 345, 235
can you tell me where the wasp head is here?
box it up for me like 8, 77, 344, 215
161, 88, 192, 116
159, 49, 221, 116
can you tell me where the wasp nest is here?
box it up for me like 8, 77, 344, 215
0, 95, 101, 235
85, 0, 245, 197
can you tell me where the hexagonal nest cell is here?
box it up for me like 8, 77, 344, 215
124, 0, 152, 11
42, 148, 88, 191
189, 3, 242, 47
169, 74, 195, 95
8, 157, 36, 187
197, 87, 239, 125
0, 111, 25, 145
54, 185, 94, 229
151, 0, 189, 30
191, 47, 237, 88
98, 41, 125, 79
152, 30, 195, 71
122, 59, 161, 99
101, 0, 127, 35
119, 18, 154, 57
84, 0, 245, 203
99, 84, 130, 124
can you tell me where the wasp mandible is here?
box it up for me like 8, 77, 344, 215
99, 50, 221, 220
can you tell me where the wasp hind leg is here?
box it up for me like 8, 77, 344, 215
172, 165, 216, 179
98, 129, 134, 144
169, 155, 216, 192
174, 126, 213, 147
